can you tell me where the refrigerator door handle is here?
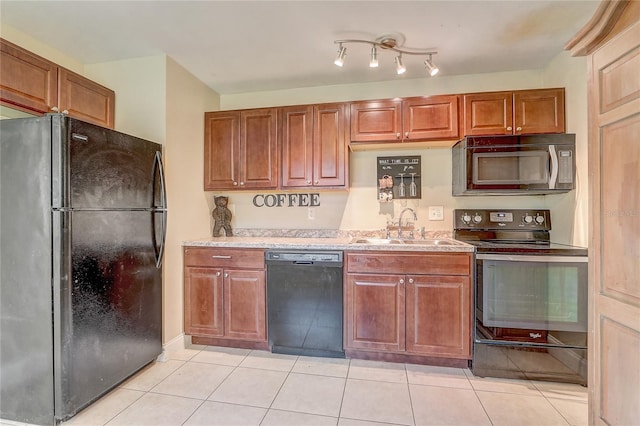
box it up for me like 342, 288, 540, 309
153, 151, 167, 268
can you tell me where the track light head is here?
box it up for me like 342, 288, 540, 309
425, 54, 439, 76
334, 44, 346, 67
395, 55, 406, 75
369, 46, 379, 68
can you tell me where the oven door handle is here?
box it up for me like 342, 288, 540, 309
477, 254, 588, 263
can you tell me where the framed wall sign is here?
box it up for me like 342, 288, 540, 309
377, 156, 421, 202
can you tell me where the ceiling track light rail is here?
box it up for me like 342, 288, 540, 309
333, 38, 439, 76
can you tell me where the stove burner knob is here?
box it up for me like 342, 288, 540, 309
462, 214, 472, 224
535, 215, 545, 224
523, 215, 534, 224
473, 214, 482, 223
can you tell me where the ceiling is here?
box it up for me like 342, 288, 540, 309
0, 1, 600, 95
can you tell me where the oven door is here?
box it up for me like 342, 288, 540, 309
476, 254, 588, 342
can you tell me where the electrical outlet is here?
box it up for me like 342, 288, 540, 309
308, 207, 316, 220
428, 206, 444, 221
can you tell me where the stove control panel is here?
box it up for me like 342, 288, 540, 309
454, 209, 551, 230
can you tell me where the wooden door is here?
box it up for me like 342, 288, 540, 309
204, 111, 240, 190
223, 269, 266, 341
280, 105, 313, 187
463, 91, 513, 136
184, 267, 224, 337
513, 88, 565, 134
345, 273, 405, 352
313, 103, 347, 187
405, 275, 471, 358
403, 95, 460, 141
588, 17, 640, 426
240, 108, 278, 189
0, 38, 57, 115
350, 100, 402, 142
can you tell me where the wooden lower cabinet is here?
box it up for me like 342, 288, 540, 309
405, 275, 471, 357
345, 251, 472, 360
183, 247, 266, 345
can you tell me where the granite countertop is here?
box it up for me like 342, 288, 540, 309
183, 229, 474, 253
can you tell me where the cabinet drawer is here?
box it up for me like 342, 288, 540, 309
346, 252, 470, 276
184, 247, 265, 269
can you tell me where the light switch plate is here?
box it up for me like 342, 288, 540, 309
428, 206, 444, 221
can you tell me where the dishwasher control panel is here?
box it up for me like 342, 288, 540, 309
265, 250, 343, 263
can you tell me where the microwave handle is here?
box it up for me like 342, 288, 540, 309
549, 145, 558, 189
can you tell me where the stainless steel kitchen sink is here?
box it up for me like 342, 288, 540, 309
350, 238, 466, 246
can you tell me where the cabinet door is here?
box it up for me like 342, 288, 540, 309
345, 273, 405, 352
513, 88, 565, 134
314, 103, 347, 187
350, 100, 402, 142
224, 269, 266, 341
463, 91, 513, 136
204, 111, 240, 190
58, 68, 115, 128
403, 95, 460, 141
0, 38, 57, 114
240, 108, 278, 189
184, 267, 224, 337
406, 275, 471, 358
281, 105, 313, 187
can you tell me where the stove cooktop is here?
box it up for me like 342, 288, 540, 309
461, 240, 588, 256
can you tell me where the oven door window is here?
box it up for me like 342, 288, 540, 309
472, 151, 549, 185
481, 259, 587, 332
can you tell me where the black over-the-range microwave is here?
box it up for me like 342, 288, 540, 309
452, 134, 576, 196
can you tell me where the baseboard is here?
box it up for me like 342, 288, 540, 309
157, 333, 186, 362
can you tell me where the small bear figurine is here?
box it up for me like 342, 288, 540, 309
212, 196, 233, 237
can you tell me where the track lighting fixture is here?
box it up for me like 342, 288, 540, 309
334, 44, 346, 67
333, 36, 439, 77
424, 54, 439, 76
395, 54, 406, 74
369, 46, 378, 68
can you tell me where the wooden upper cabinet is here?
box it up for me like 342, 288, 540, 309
280, 103, 348, 188
240, 108, 278, 189
403, 95, 460, 140
514, 88, 565, 134
464, 88, 565, 136
204, 108, 278, 190
350, 100, 402, 142
0, 38, 57, 114
313, 103, 348, 187
58, 68, 115, 128
1, 38, 115, 128
350, 96, 460, 143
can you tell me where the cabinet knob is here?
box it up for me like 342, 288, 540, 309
233, 181, 238, 186
314, 180, 319, 184
51, 106, 59, 112
399, 278, 405, 285
307, 180, 312, 184
507, 126, 513, 131
239, 182, 245, 186
216, 271, 221, 276
405, 132, 409, 138
396, 132, 401, 139
224, 273, 229, 278
516, 126, 522, 132
408, 278, 414, 284
62, 110, 69, 115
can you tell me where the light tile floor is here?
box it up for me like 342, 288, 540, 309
1, 345, 588, 426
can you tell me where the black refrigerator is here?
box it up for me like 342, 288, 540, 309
0, 114, 167, 425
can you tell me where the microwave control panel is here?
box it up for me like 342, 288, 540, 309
454, 209, 551, 231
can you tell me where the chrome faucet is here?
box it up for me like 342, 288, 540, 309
398, 207, 417, 238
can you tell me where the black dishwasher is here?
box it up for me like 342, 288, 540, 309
266, 250, 344, 358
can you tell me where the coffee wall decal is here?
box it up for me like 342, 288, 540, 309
252, 193, 320, 207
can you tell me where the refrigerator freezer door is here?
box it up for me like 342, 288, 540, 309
1, 116, 56, 425
64, 118, 163, 210
54, 209, 162, 420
